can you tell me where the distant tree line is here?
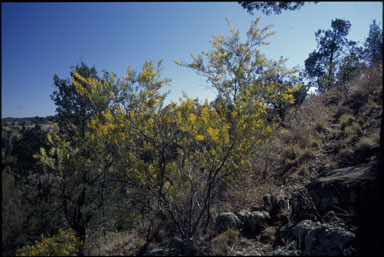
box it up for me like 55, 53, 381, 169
304, 18, 382, 93
239, 1, 383, 93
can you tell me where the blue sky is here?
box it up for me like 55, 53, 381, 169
2, 2, 383, 118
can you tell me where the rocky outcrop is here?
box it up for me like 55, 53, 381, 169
275, 159, 379, 255
168, 236, 184, 250
290, 188, 322, 223
144, 159, 379, 256
143, 247, 169, 256
215, 212, 242, 234
278, 219, 356, 256
236, 209, 252, 225
273, 240, 301, 256
214, 193, 289, 238
212, 160, 379, 255
262, 194, 289, 224
236, 210, 271, 236
306, 160, 378, 219
143, 236, 194, 256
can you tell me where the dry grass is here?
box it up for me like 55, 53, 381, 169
216, 64, 382, 214
209, 234, 274, 256
348, 63, 383, 99
355, 134, 380, 150
260, 226, 278, 243
216, 177, 286, 215
85, 230, 146, 256
339, 113, 355, 130
210, 229, 239, 256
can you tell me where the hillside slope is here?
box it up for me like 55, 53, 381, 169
135, 63, 383, 256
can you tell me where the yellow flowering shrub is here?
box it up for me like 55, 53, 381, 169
174, 16, 302, 185
16, 229, 80, 256
35, 17, 304, 240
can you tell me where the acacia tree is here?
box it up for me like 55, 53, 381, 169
69, 17, 301, 240
37, 17, 301, 243
175, 17, 302, 126
172, 18, 301, 233
34, 71, 125, 253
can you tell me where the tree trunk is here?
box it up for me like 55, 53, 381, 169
73, 225, 86, 256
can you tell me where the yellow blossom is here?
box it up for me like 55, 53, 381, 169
207, 127, 219, 142
201, 106, 210, 125
187, 113, 196, 123
40, 147, 46, 156
195, 135, 205, 141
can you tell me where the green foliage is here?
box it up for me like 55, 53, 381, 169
363, 20, 383, 66
337, 47, 367, 85
1, 129, 15, 166
1, 149, 16, 167
34, 122, 125, 246
2, 169, 25, 256
11, 123, 47, 177
2, 122, 66, 256
16, 229, 80, 256
304, 18, 363, 92
239, 1, 317, 15
51, 61, 100, 137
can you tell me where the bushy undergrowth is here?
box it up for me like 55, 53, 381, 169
16, 229, 80, 256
